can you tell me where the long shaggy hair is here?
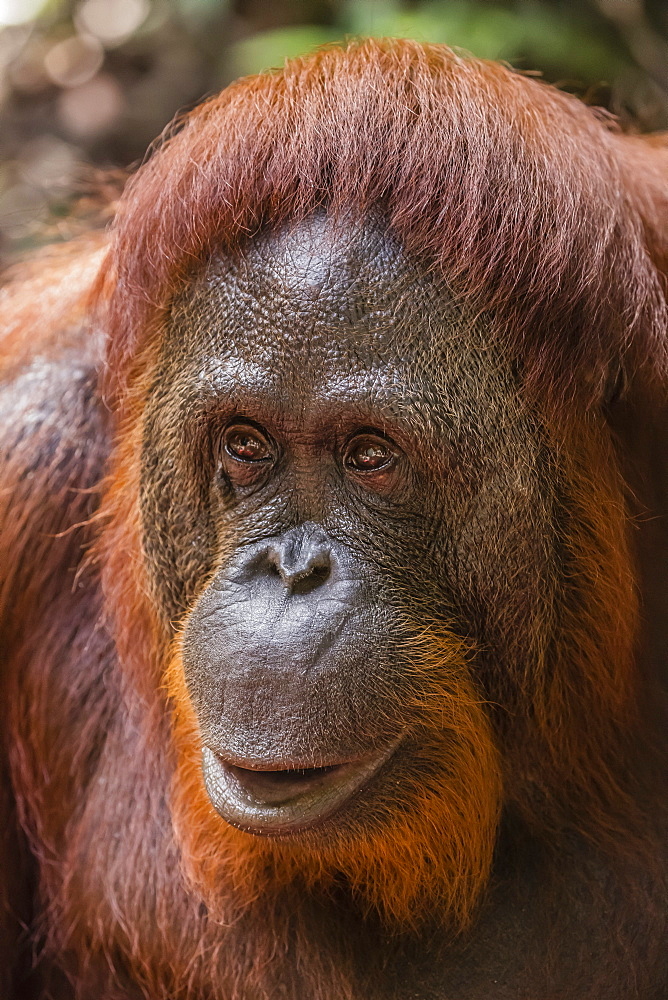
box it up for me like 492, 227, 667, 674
89, 37, 667, 948
2, 38, 668, 999
98, 38, 668, 406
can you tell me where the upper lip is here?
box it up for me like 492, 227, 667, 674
201, 740, 400, 837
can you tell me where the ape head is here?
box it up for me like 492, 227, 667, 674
98, 40, 665, 932
141, 215, 508, 927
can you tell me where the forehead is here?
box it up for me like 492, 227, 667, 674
150, 216, 529, 467
170, 215, 463, 379
160, 216, 518, 442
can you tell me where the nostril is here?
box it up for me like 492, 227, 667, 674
266, 526, 333, 593
289, 561, 331, 594
267, 558, 283, 580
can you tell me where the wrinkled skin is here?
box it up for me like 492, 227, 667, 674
2, 215, 666, 999
140, 216, 552, 838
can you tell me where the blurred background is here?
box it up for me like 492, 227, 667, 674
1, 0, 668, 258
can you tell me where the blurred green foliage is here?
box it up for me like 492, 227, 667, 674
230, 0, 626, 84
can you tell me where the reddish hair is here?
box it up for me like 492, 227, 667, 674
165, 628, 502, 933
99, 37, 668, 407
1, 41, 666, 995
91, 39, 668, 930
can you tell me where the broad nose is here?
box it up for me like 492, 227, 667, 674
223, 523, 341, 596
266, 523, 332, 593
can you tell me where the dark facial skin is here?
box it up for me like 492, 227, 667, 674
140, 215, 556, 837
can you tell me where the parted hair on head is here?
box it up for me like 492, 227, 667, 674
102, 37, 668, 406
95, 38, 666, 941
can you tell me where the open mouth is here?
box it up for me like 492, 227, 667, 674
201, 744, 397, 836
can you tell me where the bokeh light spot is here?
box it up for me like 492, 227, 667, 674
76, 0, 150, 47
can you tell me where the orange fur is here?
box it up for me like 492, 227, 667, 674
96, 369, 502, 934
501, 412, 644, 844
165, 627, 502, 933
98, 39, 668, 409
3, 38, 668, 998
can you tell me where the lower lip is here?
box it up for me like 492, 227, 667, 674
201, 743, 398, 836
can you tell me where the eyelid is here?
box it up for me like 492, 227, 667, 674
343, 432, 399, 473
222, 421, 276, 465
225, 417, 272, 437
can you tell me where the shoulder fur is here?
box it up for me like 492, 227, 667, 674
0, 237, 109, 637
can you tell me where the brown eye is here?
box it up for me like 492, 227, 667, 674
344, 434, 396, 473
224, 424, 273, 464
